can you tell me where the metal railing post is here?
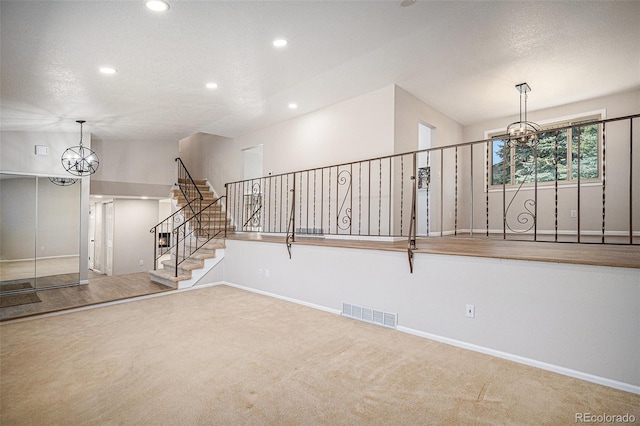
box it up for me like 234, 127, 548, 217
407, 152, 417, 273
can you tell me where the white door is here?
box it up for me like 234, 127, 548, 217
88, 203, 95, 270
105, 202, 114, 276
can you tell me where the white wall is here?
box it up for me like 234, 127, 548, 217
0, 131, 82, 175
221, 239, 640, 392
463, 89, 640, 142
178, 86, 396, 199
91, 138, 177, 197
394, 85, 464, 153
178, 133, 240, 196
236, 85, 395, 176
112, 199, 158, 275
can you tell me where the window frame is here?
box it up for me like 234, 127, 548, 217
486, 111, 604, 188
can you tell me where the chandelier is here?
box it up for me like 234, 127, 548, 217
506, 82, 541, 146
61, 120, 99, 176
49, 177, 77, 186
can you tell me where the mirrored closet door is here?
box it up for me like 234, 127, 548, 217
0, 173, 80, 293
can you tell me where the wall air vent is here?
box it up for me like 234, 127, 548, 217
342, 302, 397, 329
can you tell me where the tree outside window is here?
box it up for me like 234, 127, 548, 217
491, 118, 599, 186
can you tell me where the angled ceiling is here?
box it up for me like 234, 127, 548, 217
1, 0, 639, 143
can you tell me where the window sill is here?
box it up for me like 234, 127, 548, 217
488, 181, 602, 193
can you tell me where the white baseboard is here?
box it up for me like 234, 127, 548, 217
221, 281, 342, 315
397, 326, 640, 396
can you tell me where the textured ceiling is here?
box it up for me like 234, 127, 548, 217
1, 1, 639, 143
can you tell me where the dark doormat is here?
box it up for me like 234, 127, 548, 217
1, 281, 34, 292
0, 292, 42, 308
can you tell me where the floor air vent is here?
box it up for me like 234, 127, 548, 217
342, 303, 397, 329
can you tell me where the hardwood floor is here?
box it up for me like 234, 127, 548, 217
0, 272, 171, 322
0, 256, 79, 281
227, 232, 640, 269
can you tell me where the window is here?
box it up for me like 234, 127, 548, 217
491, 116, 600, 186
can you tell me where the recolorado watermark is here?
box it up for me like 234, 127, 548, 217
575, 413, 636, 423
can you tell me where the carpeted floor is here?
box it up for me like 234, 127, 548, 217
1, 285, 638, 425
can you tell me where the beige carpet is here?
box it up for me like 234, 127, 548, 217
1, 285, 638, 425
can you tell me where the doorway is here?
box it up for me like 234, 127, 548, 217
417, 123, 434, 236
243, 145, 263, 180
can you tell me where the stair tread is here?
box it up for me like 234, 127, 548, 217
161, 259, 203, 271
148, 269, 191, 282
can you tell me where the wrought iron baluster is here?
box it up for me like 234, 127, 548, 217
470, 145, 474, 237
534, 140, 538, 241
328, 167, 332, 233
454, 146, 458, 236
299, 173, 303, 232
629, 118, 634, 244
358, 163, 362, 235
349, 163, 353, 235
368, 160, 371, 236
485, 141, 489, 238
378, 160, 382, 236
554, 131, 559, 242
440, 149, 444, 237
306, 170, 310, 233
601, 122, 606, 243
401, 155, 404, 236
427, 151, 430, 236
321, 168, 324, 235
502, 141, 507, 239
388, 157, 392, 236
577, 126, 581, 243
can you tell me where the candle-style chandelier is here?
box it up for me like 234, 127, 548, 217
506, 82, 541, 146
49, 177, 78, 186
61, 120, 99, 176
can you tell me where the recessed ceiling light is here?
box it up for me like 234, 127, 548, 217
288, 103, 298, 109
273, 39, 288, 48
99, 67, 117, 74
206, 82, 218, 89
146, 0, 170, 12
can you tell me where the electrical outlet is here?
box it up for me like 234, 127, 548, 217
139, 260, 144, 266
40, 246, 45, 251
570, 210, 577, 218
466, 304, 475, 318
258, 269, 263, 275
265, 269, 270, 278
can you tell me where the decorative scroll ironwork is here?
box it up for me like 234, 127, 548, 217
505, 197, 536, 233
243, 182, 262, 229
337, 169, 352, 231
503, 140, 537, 234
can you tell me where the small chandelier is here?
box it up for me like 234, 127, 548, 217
49, 177, 77, 186
61, 120, 99, 176
506, 82, 541, 146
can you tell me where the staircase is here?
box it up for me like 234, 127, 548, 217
149, 174, 233, 289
